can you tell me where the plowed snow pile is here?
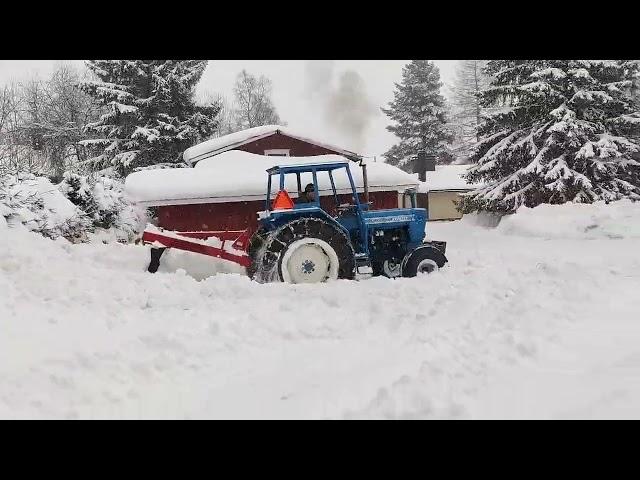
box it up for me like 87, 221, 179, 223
1, 200, 640, 419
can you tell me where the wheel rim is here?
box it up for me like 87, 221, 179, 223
280, 238, 339, 284
383, 259, 402, 278
416, 258, 439, 275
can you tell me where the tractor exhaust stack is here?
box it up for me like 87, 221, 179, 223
360, 157, 370, 205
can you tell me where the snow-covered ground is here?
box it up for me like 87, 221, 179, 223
1, 200, 640, 419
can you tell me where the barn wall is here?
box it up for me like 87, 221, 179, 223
157, 190, 399, 233
236, 132, 347, 157
157, 200, 264, 233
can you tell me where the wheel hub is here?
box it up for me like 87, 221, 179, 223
417, 258, 438, 274
301, 259, 316, 274
286, 243, 331, 283
383, 259, 402, 278
280, 238, 340, 284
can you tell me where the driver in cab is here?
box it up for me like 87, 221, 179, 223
295, 183, 316, 204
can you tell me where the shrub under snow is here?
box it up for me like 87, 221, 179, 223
1, 172, 147, 242
0, 173, 90, 240
58, 172, 148, 241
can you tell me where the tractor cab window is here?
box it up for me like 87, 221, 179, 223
266, 163, 361, 215
289, 172, 315, 204
329, 167, 358, 205
272, 171, 318, 209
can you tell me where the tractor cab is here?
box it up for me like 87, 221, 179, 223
260, 161, 370, 242
264, 160, 365, 215
248, 158, 447, 283
255, 159, 442, 278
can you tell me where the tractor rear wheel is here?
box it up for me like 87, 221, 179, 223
254, 218, 355, 284
401, 245, 447, 278
246, 227, 268, 280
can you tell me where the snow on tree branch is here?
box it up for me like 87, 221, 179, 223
460, 60, 640, 213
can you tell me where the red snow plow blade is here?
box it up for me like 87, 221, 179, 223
141, 226, 252, 272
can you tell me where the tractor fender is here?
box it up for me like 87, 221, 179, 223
400, 243, 448, 276
266, 208, 351, 239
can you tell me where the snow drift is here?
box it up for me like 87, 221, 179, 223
2, 199, 640, 419
498, 199, 640, 240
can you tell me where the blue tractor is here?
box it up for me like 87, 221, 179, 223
247, 159, 447, 284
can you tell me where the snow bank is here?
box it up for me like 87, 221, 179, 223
125, 151, 418, 206
183, 125, 359, 164
2, 200, 640, 419
0, 198, 640, 418
497, 199, 640, 240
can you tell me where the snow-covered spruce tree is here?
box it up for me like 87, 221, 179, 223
460, 60, 640, 213
382, 60, 454, 171
79, 61, 221, 176
633, 70, 640, 111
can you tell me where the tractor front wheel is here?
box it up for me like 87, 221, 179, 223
401, 245, 447, 277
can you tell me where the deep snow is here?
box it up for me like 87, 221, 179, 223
1, 200, 640, 419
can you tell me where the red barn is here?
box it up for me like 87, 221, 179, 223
125, 125, 419, 236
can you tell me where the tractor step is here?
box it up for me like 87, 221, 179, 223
355, 254, 373, 279
356, 265, 373, 275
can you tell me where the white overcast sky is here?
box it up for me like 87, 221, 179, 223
0, 60, 457, 157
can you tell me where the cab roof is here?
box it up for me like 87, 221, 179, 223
266, 161, 350, 175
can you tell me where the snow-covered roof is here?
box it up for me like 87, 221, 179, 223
126, 151, 418, 206
182, 125, 361, 165
416, 165, 482, 193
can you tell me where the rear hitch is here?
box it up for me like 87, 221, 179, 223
148, 247, 166, 273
